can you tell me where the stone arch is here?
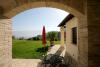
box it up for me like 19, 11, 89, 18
4, 1, 84, 18
0, 1, 88, 67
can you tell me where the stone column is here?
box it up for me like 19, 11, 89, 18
78, 15, 88, 67
60, 26, 64, 46
0, 19, 12, 67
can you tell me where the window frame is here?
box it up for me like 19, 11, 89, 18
71, 27, 77, 45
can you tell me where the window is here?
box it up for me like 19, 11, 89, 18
72, 27, 77, 44
64, 26, 66, 43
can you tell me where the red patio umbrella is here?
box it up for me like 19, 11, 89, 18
42, 26, 46, 47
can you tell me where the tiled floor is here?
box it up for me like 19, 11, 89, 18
12, 59, 41, 67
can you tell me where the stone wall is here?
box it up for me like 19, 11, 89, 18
0, 0, 85, 18
78, 15, 88, 67
1, 0, 98, 67
87, 0, 100, 67
66, 17, 78, 61
0, 19, 12, 67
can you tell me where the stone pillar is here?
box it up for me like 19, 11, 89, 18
0, 19, 12, 67
60, 26, 64, 46
78, 15, 88, 67
87, 0, 100, 67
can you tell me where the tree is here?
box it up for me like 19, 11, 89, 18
37, 35, 42, 40
27, 37, 33, 40
18, 37, 24, 40
33, 37, 37, 40
47, 31, 57, 46
12, 36, 15, 39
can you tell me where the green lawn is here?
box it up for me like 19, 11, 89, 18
12, 40, 60, 59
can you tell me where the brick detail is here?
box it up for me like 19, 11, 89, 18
0, 19, 12, 67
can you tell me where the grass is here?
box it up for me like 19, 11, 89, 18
12, 39, 60, 59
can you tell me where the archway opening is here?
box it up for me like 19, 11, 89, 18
12, 7, 69, 59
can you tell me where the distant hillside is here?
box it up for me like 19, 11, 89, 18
13, 31, 41, 39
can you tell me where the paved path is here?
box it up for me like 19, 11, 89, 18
12, 59, 41, 67
47, 45, 60, 54
12, 45, 65, 67
47, 45, 66, 57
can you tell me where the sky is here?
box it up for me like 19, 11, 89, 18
12, 7, 69, 38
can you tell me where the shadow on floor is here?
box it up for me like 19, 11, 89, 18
37, 45, 78, 67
